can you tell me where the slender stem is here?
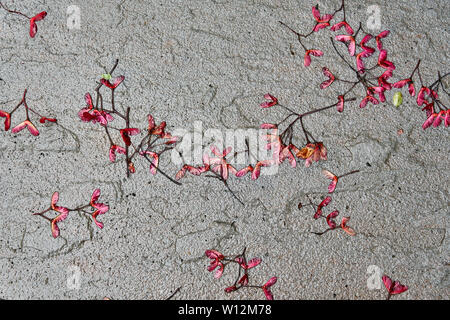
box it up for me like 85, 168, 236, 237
301, 98, 356, 118
95, 90, 100, 109
206, 171, 244, 206
129, 133, 152, 160
280, 116, 300, 139
338, 169, 359, 178
312, 228, 334, 236
37, 215, 52, 222
336, 78, 358, 84
66, 204, 91, 212
279, 21, 308, 51
111, 90, 115, 111
277, 103, 300, 116
409, 60, 421, 79
109, 59, 119, 75
104, 126, 114, 145
166, 287, 181, 300
99, 92, 104, 111
95, 59, 119, 92
429, 71, 450, 90
417, 66, 424, 87
9, 90, 26, 114
434, 72, 449, 96
342, 81, 360, 98
330, 37, 358, 73
353, 22, 363, 39
125, 107, 131, 178
23, 90, 30, 120
276, 113, 298, 127
305, 195, 317, 211
32, 208, 51, 219
300, 117, 310, 143
222, 178, 244, 206
27, 107, 43, 118
0, 2, 31, 19
342, 0, 346, 21
141, 152, 182, 185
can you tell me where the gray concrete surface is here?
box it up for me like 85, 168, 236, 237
0, 0, 448, 299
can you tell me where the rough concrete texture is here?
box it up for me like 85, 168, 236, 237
0, 0, 448, 300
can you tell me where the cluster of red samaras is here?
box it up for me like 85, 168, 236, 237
418, 88, 449, 130
0, 89, 56, 136
261, 94, 328, 167
78, 75, 178, 174
175, 141, 326, 183
33, 189, 108, 238
131, 114, 179, 174
77, 77, 125, 126
205, 249, 277, 300
304, 5, 448, 128
313, 196, 355, 236
175, 94, 328, 182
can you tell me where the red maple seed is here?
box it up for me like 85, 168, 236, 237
393, 79, 415, 97
109, 145, 126, 162
340, 216, 355, 236
0, 110, 11, 131
335, 35, 356, 56
120, 128, 140, 146
29, 11, 47, 38
331, 21, 354, 35
336, 95, 344, 112
33, 189, 108, 238
100, 76, 125, 90
382, 275, 408, 300
262, 277, 277, 300
326, 210, 339, 229
304, 49, 323, 67
260, 93, 278, 108
314, 196, 332, 219
12, 119, 39, 136
320, 67, 336, 89
205, 250, 225, 279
